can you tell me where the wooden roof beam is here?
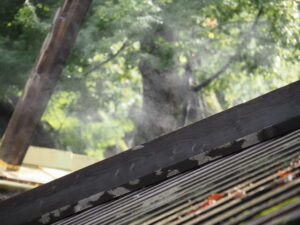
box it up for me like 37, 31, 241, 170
1, 80, 300, 225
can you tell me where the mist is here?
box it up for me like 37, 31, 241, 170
1, 0, 299, 160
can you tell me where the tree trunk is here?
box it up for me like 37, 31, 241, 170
134, 23, 207, 145
0, 100, 56, 148
0, 0, 93, 169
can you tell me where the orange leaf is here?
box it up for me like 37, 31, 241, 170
277, 169, 292, 178
199, 193, 224, 209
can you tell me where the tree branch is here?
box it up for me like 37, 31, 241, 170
54, 41, 130, 143
193, 7, 263, 92
82, 40, 130, 77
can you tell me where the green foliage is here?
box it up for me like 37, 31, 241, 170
0, 0, 299, 157
0, 0, 55, 97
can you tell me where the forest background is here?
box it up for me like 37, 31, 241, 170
0, 0, 299, 159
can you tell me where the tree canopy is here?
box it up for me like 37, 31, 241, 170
0, 0, 299, 159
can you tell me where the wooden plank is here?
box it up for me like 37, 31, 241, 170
23, 146, 99, 171
0, 81, 300, 225
0, 0, 93, 168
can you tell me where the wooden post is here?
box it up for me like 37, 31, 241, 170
0, 0, 93, 170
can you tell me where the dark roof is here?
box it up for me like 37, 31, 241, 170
54, 129, 300, 225
0, 80, 300, 225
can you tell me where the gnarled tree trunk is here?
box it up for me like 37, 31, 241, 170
134, 23, 208, 145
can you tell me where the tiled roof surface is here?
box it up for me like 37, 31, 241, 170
1, 81, 300, 225
54, 129, 300, 225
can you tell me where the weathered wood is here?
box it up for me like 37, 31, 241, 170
0, 81, 300, 225
0, 0, 93, 168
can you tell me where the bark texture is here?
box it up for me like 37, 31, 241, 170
134, 23, 207, 145
0, 0, 93, 166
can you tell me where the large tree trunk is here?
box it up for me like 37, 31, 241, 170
0, 100, 56, 148
134, 23, 207, 145
0, 0, 93, 168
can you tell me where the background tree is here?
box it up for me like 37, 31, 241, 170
0, 0, 299, 159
